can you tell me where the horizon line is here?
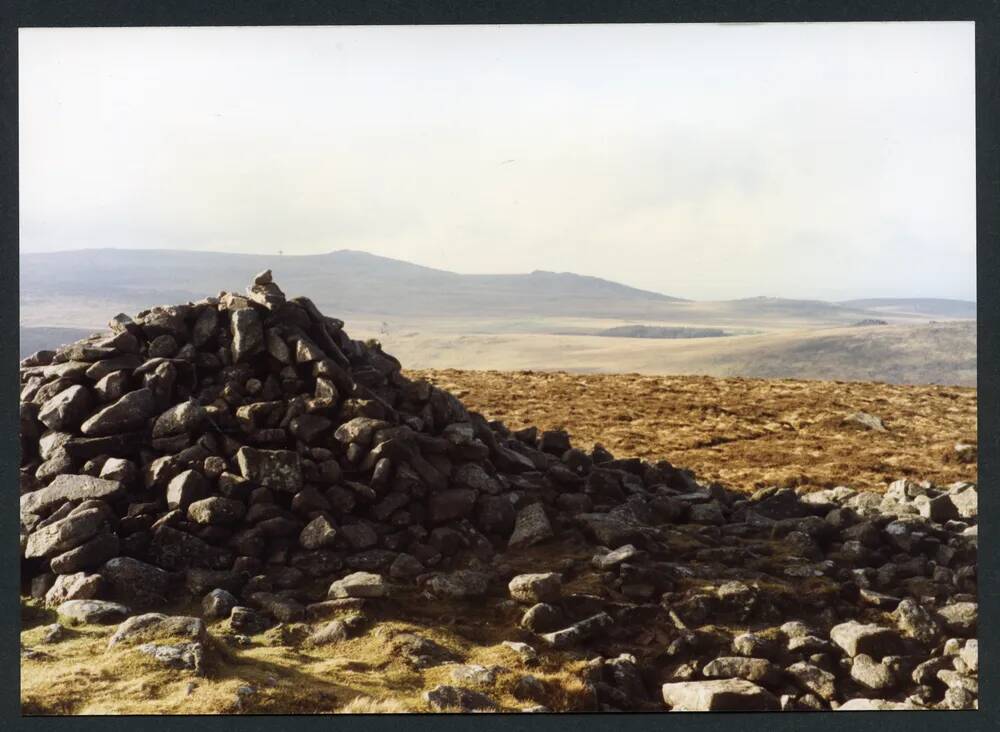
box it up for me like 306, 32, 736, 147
19, 245, 977, 305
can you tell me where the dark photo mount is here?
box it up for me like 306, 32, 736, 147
2, 2, 997, 731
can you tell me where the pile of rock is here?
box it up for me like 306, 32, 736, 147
18, 273, 977, 712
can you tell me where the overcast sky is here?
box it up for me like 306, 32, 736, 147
19, 23, 975, 301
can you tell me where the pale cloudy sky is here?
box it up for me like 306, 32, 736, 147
19, 22, 975, 301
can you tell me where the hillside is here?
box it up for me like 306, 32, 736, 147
19, 249, 684, 323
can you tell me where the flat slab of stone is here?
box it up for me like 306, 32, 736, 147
539, 612, 613, 649
829, 621, 902, 658
327, 571, 389, 599
662, 679, 779, 711
57, 599, 130, 625
108, 613, 206, 648
24, 508, 106, 559
21, 474, 125, 516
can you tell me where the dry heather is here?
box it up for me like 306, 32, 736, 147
409, 370, 978, 494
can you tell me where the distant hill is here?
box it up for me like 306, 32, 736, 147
19, 248, 686, 324
17, 248, 977, 384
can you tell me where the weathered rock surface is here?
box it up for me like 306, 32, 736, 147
661, 679, 779, 711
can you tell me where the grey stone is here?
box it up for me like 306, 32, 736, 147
236, 447, 303, 493
661, 679, 779, 711
836, 698, 921, 711
44, 572, 102, 607
299, 515, 338, 550
136, 642, 205, 673
508, 503, 553, 549
38, 385, 92, 431
57, 599, 130, 625
389, 553, 425, 580
20, 474, 125, 516
453, 463, 502, 494
508, 572, 562, 604
850, 654, 897, 692
187, 496, 246, 525
333, 417, 391, 448
424, 685, 498, 711
108, 613, 207, 648
960, 639, 978, 672
702, 657, 782, 686
426, 570, 492, 600
934, 602, 977, 636
830, 621, 902, 658
24, 508, 106, 558
100, 557, 171, 608
202, 589, 239, 619
166, 470, 207, 510
843, 412, 886, 431
592, 544, 641, 570
539, 612, 613, 649
229, 606, 270, 635
339, 522, 378, 549
732, 633, 779, 659
49, 531, 119, 573
152, 400, 207, 438
893, 598, 941, 645
328, 571, 389, 599
80, 388, 156, 436
947, 485, 977, 519
786, 662, 837, 700
230, 308, 264, 362
304, 619, 350, 646
520, 603, 565, 633
451, 664, 500, 685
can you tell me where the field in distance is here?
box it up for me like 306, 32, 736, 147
19, 248, 976, 386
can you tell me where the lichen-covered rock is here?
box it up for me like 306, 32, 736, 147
100, 557, 171, 609
108, 613, 206, 648
829, 621, 902, 658
508, 572, 562, 604
236, 447, 303, 493
508, 503, 553, 549
424, 684, 498, 711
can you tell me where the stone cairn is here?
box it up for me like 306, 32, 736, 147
19, 272, 978, 711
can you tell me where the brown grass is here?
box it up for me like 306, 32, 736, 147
409, 369, 977, 493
